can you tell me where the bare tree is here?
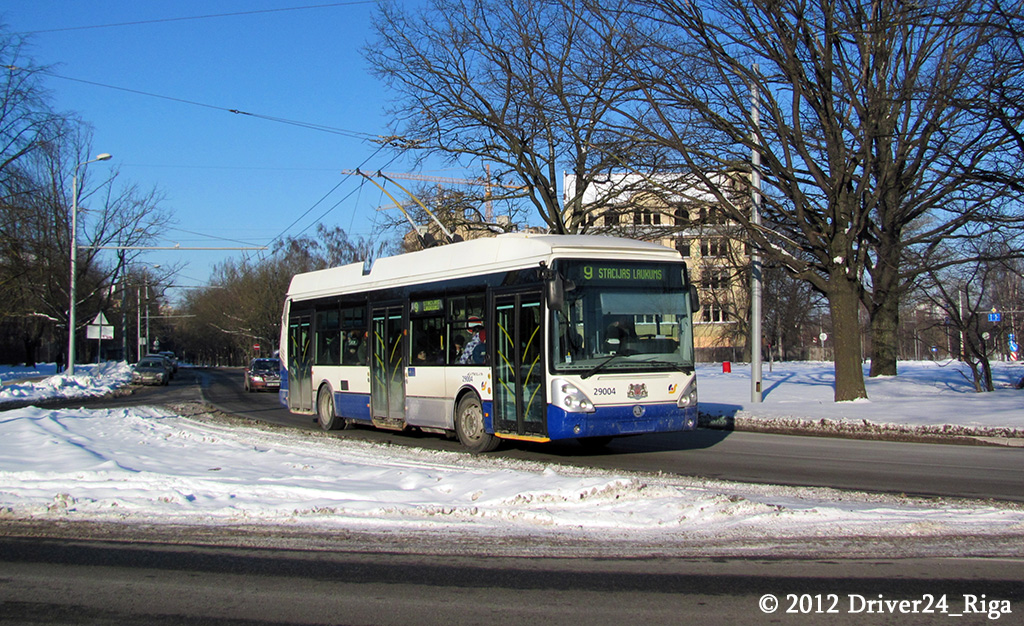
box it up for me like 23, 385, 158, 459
0, 34, 64, 199
365, 0, 640, 232
585, 0, 1024, 400
0, 32, 68, 364
0, 30, 172, 365
919, 238, 1019, 392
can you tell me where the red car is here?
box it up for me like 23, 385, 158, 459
244, 358, 281, 392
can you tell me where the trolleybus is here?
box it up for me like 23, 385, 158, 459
279, 233, 699, 452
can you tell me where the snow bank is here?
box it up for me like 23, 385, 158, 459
0, 362, 132, 404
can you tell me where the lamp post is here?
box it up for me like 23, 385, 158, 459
67, 153, 112, 376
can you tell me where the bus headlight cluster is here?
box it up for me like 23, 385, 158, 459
552, 379, 595, 413
676, 378, 698, 408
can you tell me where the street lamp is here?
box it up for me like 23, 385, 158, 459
67, 153, 112, 376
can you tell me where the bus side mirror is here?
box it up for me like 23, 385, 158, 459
689, 284, 700, 313
547, 275, 565, 310
546, 275, 575, 311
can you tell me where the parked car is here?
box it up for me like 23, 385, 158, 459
132, 356, 170, 386
244, 358, 281, 392
157, 351, 179, 374
150, 353, 175, 379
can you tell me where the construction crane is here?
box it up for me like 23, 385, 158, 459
341, 167, 522, 221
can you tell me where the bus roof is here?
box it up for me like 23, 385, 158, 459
285, 233, 683, 302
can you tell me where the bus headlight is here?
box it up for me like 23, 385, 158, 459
676, 378, 698, 409
552, 379, 596, 414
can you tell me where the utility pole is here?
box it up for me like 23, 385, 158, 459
750, 65, 763, 403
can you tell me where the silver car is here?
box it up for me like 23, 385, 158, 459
132, 357, 170, 386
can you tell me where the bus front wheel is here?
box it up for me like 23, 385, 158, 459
317, 386, 346, 431
455, 394, 498, 453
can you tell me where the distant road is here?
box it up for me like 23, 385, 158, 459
60, 367, 1024, 502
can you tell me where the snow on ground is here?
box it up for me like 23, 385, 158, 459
0, 362, 131, 404
0, 360, 1022, 554
699, 360, 1024, 438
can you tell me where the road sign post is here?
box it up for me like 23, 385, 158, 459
86, 312, 114, 363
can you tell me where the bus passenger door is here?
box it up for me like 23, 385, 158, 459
287, 313, 313, 413
370, 305, 407, 429
493, 292, 545, 437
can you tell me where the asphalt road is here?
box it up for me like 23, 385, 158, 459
3, 535, 1022, 626
172, 367, 1024, 503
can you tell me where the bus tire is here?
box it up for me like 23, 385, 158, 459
455, 394, 498, 453
316, 385, 346, 431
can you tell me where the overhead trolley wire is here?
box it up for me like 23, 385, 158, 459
17, 2, 378, 35
265, 144, 404, 245
32, 70, 381, 142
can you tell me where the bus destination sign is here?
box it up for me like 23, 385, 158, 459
586, 265, 664, 282
566, 261, 677, 287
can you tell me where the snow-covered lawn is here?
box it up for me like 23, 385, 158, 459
700, 360, 1024, 437
0, 360, 1021, 555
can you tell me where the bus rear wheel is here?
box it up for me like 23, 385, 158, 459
455, 394, 498, 453
317, 386, 346, 431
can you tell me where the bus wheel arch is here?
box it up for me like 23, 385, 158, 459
316, 383, 347, 431
454, 391, 498, 453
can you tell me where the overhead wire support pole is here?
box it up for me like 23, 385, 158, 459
750, 64, 763, 403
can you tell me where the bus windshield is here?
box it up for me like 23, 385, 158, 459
551, 260, 695, 375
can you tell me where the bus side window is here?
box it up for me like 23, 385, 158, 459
448, 294, 486, 365
315, 309, 341, 365
411, 313, 445, 365
341, 305, 367, 365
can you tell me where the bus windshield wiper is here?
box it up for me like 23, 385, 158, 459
634, 358, 693, 373
580, 355, 623, 380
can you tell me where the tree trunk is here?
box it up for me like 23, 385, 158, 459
22, 336, 39, 368
869, 291, 899, 377
828, 275, 868, 402
867, 222, 901, 377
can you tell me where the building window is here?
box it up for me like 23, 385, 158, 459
702, 269, 730, 291
633, 208, 661, 225
701, 237, 728, 257
699, 207, 728, 225
674, 206, 689, 226
676, 238, 693, 258
604, 211, 620, 226
702, 303, 729, 323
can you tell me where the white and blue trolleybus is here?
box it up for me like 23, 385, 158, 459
279, 233, 699, 452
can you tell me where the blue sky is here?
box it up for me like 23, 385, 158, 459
3, 1, 463, 295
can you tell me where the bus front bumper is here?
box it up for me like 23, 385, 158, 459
545, 403, 698, 441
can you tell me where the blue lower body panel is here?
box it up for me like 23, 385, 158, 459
545, 403, 698, 440
335, 391, 372, 421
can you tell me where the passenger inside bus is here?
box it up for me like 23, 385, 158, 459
343, 330, 366, 365
413, 330, 445, 364
459, 316, 487, 364
452, 334, 465, 363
